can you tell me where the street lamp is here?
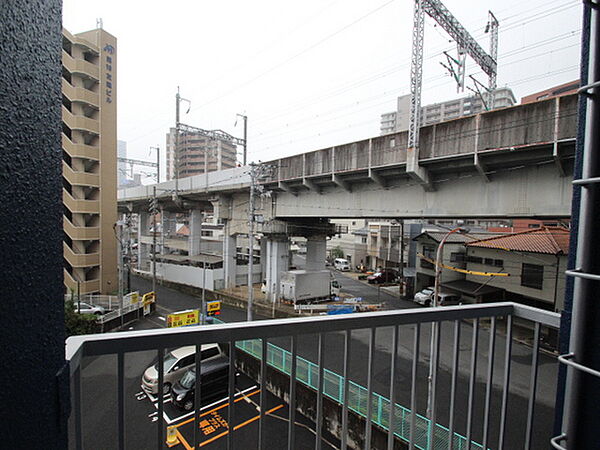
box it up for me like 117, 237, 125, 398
426, 226, 469, 446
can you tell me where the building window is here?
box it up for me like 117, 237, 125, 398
484, 258, 494, 266
467, 255, 483, 264
522, 263, 544, 289
362, 237, 367, 244
494, 259, 504, 267
450, 252, 465, 263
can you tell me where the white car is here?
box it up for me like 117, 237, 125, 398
414, 288, 462, 307
141, 344, 224, 395
75, 302, 105, 315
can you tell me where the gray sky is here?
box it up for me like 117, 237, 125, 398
62, 0, 582, 183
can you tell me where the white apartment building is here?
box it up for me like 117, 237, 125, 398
380, 88, 517, 135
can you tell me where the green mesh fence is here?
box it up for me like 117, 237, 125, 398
213, 320, 483, 450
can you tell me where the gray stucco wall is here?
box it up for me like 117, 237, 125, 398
0, 1, 66, 447
465, 247, 567, 311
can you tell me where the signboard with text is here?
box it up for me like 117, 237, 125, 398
207, 301, 221, 317
167, 310, 199, 328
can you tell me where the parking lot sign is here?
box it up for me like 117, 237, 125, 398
207, 301, 221, 317
167, 310, 199, 328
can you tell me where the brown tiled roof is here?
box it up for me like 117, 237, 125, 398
414, 231, 501, 243
465, 226, 570, 255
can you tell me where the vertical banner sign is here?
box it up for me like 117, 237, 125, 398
102, 43, 114, 104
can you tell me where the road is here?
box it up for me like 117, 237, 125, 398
293, 253, 415, 310
71, 275, 558, 449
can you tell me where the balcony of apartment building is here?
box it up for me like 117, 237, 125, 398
66, 301, 561, 449
6, 3, 600, 450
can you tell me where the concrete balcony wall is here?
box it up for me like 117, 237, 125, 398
63, 216, 100, 240
61, 78, 99, 107
62, 134, 99, 160
63, 242, 100, 267
62, 161, 100, 187
61, 49, 99, 80
63, 189, 99, 213
63, 268, 100, 294
62, 105, 99, 135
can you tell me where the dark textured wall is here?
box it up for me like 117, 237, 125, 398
0, 0, 67, 447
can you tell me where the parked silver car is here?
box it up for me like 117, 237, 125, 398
75, 302, 105, 315
141, 344, 223, 395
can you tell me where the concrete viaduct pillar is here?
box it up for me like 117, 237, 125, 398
189, 210, 203, 256
264, 235, 290, 302
306, 235, 327, 271
223, 222, 237, 289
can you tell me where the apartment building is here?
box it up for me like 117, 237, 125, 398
166, 128, 237, 180
380, 88, 516, 135
62, 27, 118, 295
521, 79, 579, 104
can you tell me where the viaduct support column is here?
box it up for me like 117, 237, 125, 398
223, 223, 237, 289
306, 234, 327, 271
137, 211, 149, 270
189, 210, 203, 256
265, 235, 290, 302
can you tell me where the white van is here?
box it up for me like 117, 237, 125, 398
334, 258, 351, 271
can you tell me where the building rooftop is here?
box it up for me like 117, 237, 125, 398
412, 231, 501, 244
465, 226, 570, 255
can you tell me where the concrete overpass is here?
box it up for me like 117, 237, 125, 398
118, 94, 577, 300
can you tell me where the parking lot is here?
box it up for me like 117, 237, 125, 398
90, 363, 339, 450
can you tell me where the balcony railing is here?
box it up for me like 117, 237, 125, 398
66, 302, 559, 450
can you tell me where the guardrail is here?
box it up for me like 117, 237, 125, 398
66, 302, 560, 450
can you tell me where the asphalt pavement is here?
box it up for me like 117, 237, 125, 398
72, 274, 558, 449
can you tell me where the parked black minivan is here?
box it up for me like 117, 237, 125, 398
171, 356, 233, 411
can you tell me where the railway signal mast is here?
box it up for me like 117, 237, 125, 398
407, 0, 498, 190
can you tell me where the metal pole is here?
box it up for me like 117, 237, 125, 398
77, 280, 80, 313
563, 4, 600, 447
243, 115, 247, 166
427, 227, 463, 431
201, 212, 207, 324
175, 88, 180, 194
117, 221, 124, 329
247, 163, 255, 321
399, 219, 405, 298
126, 214, 131, 294
152, 186, 157, 298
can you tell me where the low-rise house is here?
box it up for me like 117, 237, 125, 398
463, 227, 569, 312
412, 231, 499, 293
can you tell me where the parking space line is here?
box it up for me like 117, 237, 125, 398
198, 404, 285, 448
173, 387, 260, 428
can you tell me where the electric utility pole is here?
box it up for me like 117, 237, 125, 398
150, 145, 160, 183
246, 162, 274, 321
150, 186, 158, 296
247, 164, 256, 321
200, 211, 207, 324
236, 113, 248, 165
175, 87, 190, 197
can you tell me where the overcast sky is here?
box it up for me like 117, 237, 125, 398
62, 0, 582, 183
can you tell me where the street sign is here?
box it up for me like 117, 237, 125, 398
142, 291, 156, 305
167, 310, 199, 328
207, 301, 221, 316
125, 291, 139, 305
